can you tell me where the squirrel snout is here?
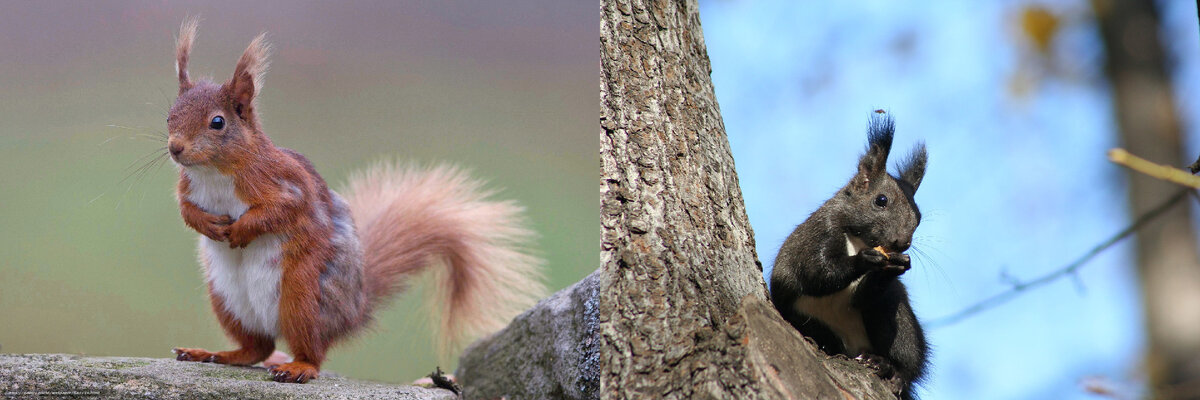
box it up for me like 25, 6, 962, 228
169, 143, 184, 157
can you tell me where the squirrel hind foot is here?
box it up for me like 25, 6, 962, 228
269, 361, 319, 383
172, 347, 218, 363
855, 353, 896, 378
856, 353, 910, 397
173, 346, 274, 366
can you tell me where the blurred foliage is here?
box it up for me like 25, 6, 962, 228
1022, 6, 1061, 55
1008, 3, 1100, 100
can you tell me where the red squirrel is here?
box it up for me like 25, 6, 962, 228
165, 19, 544, 383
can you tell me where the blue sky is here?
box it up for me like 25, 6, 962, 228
698, 1, 1200, 398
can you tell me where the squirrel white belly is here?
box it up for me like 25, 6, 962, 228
186, 166, 283, 337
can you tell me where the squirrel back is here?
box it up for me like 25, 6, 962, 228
769, 113, 929, 399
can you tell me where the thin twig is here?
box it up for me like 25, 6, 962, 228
1109, 148, 1200, 188
928, 188, 1192, 328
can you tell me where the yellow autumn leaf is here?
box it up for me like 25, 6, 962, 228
1021, 6, 1060, 55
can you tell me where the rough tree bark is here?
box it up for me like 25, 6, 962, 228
457, 0, 900, 398
1096, 0, 1200, 396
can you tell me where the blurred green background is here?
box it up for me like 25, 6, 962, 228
0, 1, 597, 383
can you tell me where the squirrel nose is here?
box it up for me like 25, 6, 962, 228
169, 143, 184, 157
892, 240, 911, 252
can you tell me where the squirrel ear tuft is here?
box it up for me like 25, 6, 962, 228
176, 17, 199, 94
225, 32, 271, 122
898, 143, 927, 192
855, 113, 894, 189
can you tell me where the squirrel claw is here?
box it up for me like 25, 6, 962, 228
856, 353, 896, 379
270, 361, 318, 383
173, 347, 219, 363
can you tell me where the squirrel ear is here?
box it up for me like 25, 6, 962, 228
225, 33, 271, 122
898, 143, 927, 192
176, 17, 199, 95
854, 114, 894, 190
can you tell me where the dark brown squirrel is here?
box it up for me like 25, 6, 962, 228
769, 113, 929, 399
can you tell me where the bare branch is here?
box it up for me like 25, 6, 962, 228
928, 187, 1192, 328
1109, 148, 1200, 188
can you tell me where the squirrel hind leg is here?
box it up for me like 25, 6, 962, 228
172, 342, 274, 366
190, 285, 279, 366
172, 315, 276, 366
172, 330, 275, 366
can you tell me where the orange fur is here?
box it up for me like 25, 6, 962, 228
166, 20, 544, 383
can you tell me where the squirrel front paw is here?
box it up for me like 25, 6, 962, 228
226, 223, 256, 248
881, 253, 911, 276
861, 249, 911, 276
860, 248, 889, 265
198, 215, 232, 242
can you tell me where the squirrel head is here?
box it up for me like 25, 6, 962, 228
834, 113, 927, 253
166, 18, 272, 169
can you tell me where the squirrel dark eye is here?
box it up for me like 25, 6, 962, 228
874, 194, 888, 207
209, 116, 225, 130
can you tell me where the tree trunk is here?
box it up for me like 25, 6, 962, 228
457, 0, 901, 398
1095, 0, 1200, 395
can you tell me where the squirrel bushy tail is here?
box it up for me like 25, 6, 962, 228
342, 163, 545, 353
